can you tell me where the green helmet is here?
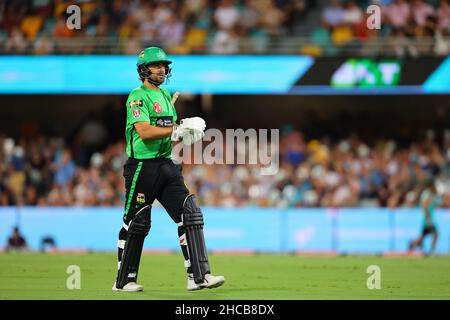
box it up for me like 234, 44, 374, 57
137, 47, 172, 66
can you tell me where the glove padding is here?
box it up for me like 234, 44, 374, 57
180, 117, 206, 132
171, 117, 206, 145
181, 128, 204, 145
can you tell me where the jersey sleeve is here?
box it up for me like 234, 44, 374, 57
126, 92, 150, 125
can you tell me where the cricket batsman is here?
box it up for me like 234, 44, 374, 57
112, 47, 225, 292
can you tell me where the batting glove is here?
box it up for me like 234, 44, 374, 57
171, 117, 206, 145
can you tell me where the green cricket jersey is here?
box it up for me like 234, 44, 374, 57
125, 84, 177, 159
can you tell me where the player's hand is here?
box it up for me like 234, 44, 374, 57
180, 117, 206, 145
171, 124, 183, 142
180, 117, 206, 132
171, 117, 206, 145
181, 128, 204, 145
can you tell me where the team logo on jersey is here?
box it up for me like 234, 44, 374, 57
136, 193, 145, 204
153, 102, 162, 114
129, 100, 143, 108
132, 109, 141, 118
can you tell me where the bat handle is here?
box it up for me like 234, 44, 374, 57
171, 92, 180, 105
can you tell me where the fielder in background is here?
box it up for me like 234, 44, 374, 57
113, 47, 225, 292
409, 180, 442, 256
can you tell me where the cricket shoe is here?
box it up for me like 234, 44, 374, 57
187, 273, 225, 291
112, 281, 143, 292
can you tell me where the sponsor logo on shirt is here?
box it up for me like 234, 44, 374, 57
129, 100, 143, 108
132, 109, 141, 118
152, 116, 173, 127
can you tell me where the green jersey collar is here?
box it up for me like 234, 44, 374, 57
140, 83, 161, 92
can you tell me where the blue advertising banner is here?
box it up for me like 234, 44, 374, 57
423, 57, 450, 93
0, 207, 449, 254
336, 209, 391, 254
1, 56, 448, 95
0, 55, 313, 94
284, 209, 335, 252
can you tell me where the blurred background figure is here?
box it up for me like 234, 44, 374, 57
409, 180, 443, 256
40, 236, 57, 253
6, 226, 28, 252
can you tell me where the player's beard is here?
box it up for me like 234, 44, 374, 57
149, 73, 165, 86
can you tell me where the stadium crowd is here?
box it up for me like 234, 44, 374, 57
1, 127, 449, 208
314, 0, 450, 57
0, 0, 315, 55
0, 0, 449, 56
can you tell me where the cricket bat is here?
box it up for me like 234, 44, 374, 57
171, 91, 180, 106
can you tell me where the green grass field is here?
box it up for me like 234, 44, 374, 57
1, 252, 449, 300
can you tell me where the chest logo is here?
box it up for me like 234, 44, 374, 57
153, 102, 162, 114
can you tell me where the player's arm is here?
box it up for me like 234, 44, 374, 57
134, 121, 176, 141
128, 95, 177, 141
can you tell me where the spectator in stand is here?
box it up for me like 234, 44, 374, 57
9, 145, 26, 205
210, 27, 239, 54
237, 0, 262, 37
54, 148, 76, 187
322, 0, 345, 29
436, 0, 450, 31
4, 27, 28, 53
213, 0, 239, 31
341, 0, 363, 26
153, 0, 174, 28
259, 0, 286, 37
382, 0, 411, 30
20, 9, 43, 39
157, 13, 185, 46
411, 0, 436, 27
109, 0, 129, 29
